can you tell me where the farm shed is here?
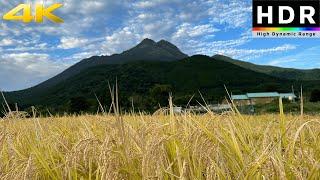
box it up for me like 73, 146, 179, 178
231, 92, 297, 105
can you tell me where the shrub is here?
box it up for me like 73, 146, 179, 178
310, 89, 320, 102
68, 96, 90, 113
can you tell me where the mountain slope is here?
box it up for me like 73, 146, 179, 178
5, 55, 311, 113
213, 54, 320, 80
25, 39, 188, 91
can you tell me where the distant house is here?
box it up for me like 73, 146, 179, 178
231, 92, 297, 105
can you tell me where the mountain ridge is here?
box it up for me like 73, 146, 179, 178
25, 38, 188, 91
213, 54, 320, 81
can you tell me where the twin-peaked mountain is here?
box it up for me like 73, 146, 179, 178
35, 39, 188, 89
3, 39, 320, 113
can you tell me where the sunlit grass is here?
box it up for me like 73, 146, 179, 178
0, 112, 319, 179
0, 88, 319, 179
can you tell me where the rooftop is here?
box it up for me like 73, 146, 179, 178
280, 93, 297, 98
231, 95, 249, 100
232, 92, 296, 100
247, 92, 279, 98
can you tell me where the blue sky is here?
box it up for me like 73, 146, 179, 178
0, 0, 320, 91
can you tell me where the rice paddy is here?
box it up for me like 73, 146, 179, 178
0, 111, 319, 179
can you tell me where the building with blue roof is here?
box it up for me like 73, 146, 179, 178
231, 92, 297, 105
247, 92, 280, 98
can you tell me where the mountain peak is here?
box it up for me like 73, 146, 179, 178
156, 39, 188, 58
138, 38, 156, 46
156, 39, 176, 48
212, 54, 232, 60
157, 39, 170, 44
121, 38, 188, 61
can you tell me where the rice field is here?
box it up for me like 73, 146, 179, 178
0, 111, 319, 179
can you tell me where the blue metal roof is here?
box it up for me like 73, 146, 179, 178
231, 95, 249, 100
232, 92, 296, 100
247, 92, 280, 98
279, 93, 297, 98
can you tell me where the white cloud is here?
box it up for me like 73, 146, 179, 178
0, 39, 14, 46
133, 0, 183, 8
0, 0, 127, 37
173, 23, 219, 38
0, 0, 248, 57
268, 59, 298, 66
265, 46, 320, 69
58, 37, 89, 49
0, 53, 70, 91
209, 1, 252, 28
217, 44, 297, 60
63, 51, 100, 63
100, 0, 224, 55
102, 27, 142, 55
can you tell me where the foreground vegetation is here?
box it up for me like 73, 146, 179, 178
0, 111, 319, 179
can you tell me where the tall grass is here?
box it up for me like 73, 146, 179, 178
0, 112, 319, 179
0, 87, 319, 179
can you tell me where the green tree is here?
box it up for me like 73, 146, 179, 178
310, 89, 320, 102
264, 83, 280, 92
149, 84, 172, 107
129, 94, 153, 112
69, 96, 90, 113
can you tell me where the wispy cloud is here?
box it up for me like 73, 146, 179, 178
216, 44, 297, 60
266, 46, 320, 69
